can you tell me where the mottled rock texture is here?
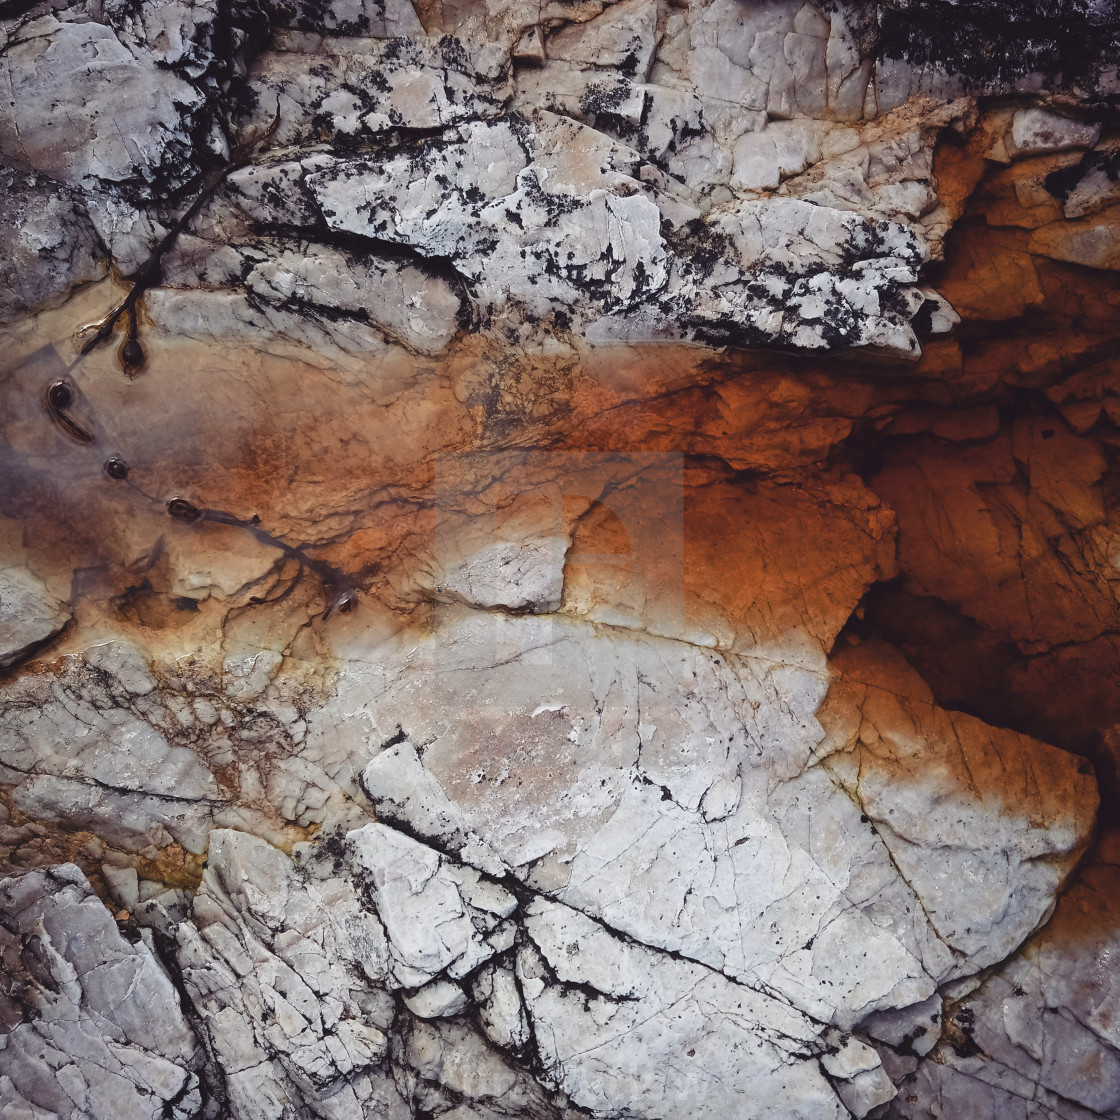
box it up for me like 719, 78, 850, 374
2, 0, 1120, 1118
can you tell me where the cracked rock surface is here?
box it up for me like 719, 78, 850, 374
0, 863, 203, 1120
3, 0, 1120, 1117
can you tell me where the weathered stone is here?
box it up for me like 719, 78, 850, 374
0, 14, 208, 194
0, 565, 70, 669
1029, 209, 1120, 270
0, 863, 202, 1120
1006, 109, 1102, 159
887, 831, 1120, 1119
0, 162, 103, 323
2, 1, 1120, 1116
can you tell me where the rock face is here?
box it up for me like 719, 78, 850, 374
0, 863, 203, 1119
0, 565, 70, 669
2, 0, 1120, 1118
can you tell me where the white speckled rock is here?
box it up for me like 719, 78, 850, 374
1007, 108, 1102, 159
0, 14, 208, 193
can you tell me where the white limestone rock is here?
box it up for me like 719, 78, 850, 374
0, 565, 70, 670
0, 640, 345, 854
0, 656, 216, 800
164, 822, 857, 1119
518, 895, 848, 1120
402, 978, 470, 1018
512, 68, 708, 171
0, 863, 202, 1120
0, 14, 208, 194
434, 506, 571, 612
0, 163, 104, 322
352, 613, 1093, 1034
820, 1030, 898, 1117
732, 119, 832, 190
818, 643, 1097, 975
244, 37, 509, 150
346, 822, 516, 987
2, 5, 1119, 1117
83, 191, 170, 276
472, 963, 531, 1050
886, 831, 1120, 1120
545, 0, 659, 77
0, 0, 980, 352
172, 827, 562, 1119
176, 829, 395, 1112
1006, 109, 1102, 159
243, 242, 463, 354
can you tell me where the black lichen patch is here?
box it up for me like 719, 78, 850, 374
876, 0, 1120, 93
1045, 145, 1120, 203
948, 1005, 983, 1058
271, 0, 372, 37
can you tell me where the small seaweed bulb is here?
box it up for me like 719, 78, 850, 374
119, 337, 144, 377
167, 497, 202, 522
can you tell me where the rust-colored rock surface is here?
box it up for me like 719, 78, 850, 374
3, 1, 1120, 1117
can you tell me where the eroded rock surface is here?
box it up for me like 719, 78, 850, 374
0, 863, 203, 1120
3, 0, 1120, 1117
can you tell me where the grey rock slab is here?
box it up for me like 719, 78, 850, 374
169, 822, 861, 1119
0, 14, 206, 193
545, 0, 659, 76
245, 37, 508, 149
177, 829, 396, 1111
346, 822, 516, 987
11, 775, 216, 854
242, 241, 462, 354
1007, 109, 1102, 158
0, 161, 104, 322
402, 978, 470, 1018
348, 612, 1092, 1033
102, 863, 140, 910
174, 827, 559, 1119
887, 830, 1120, 1120
820, 1029, 898, 1117
0, 566, 70, 670
0, 673, 216, 799
819, 643, 1099, 976
0, 863, 202, 1120
517, 895, 849, 1119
